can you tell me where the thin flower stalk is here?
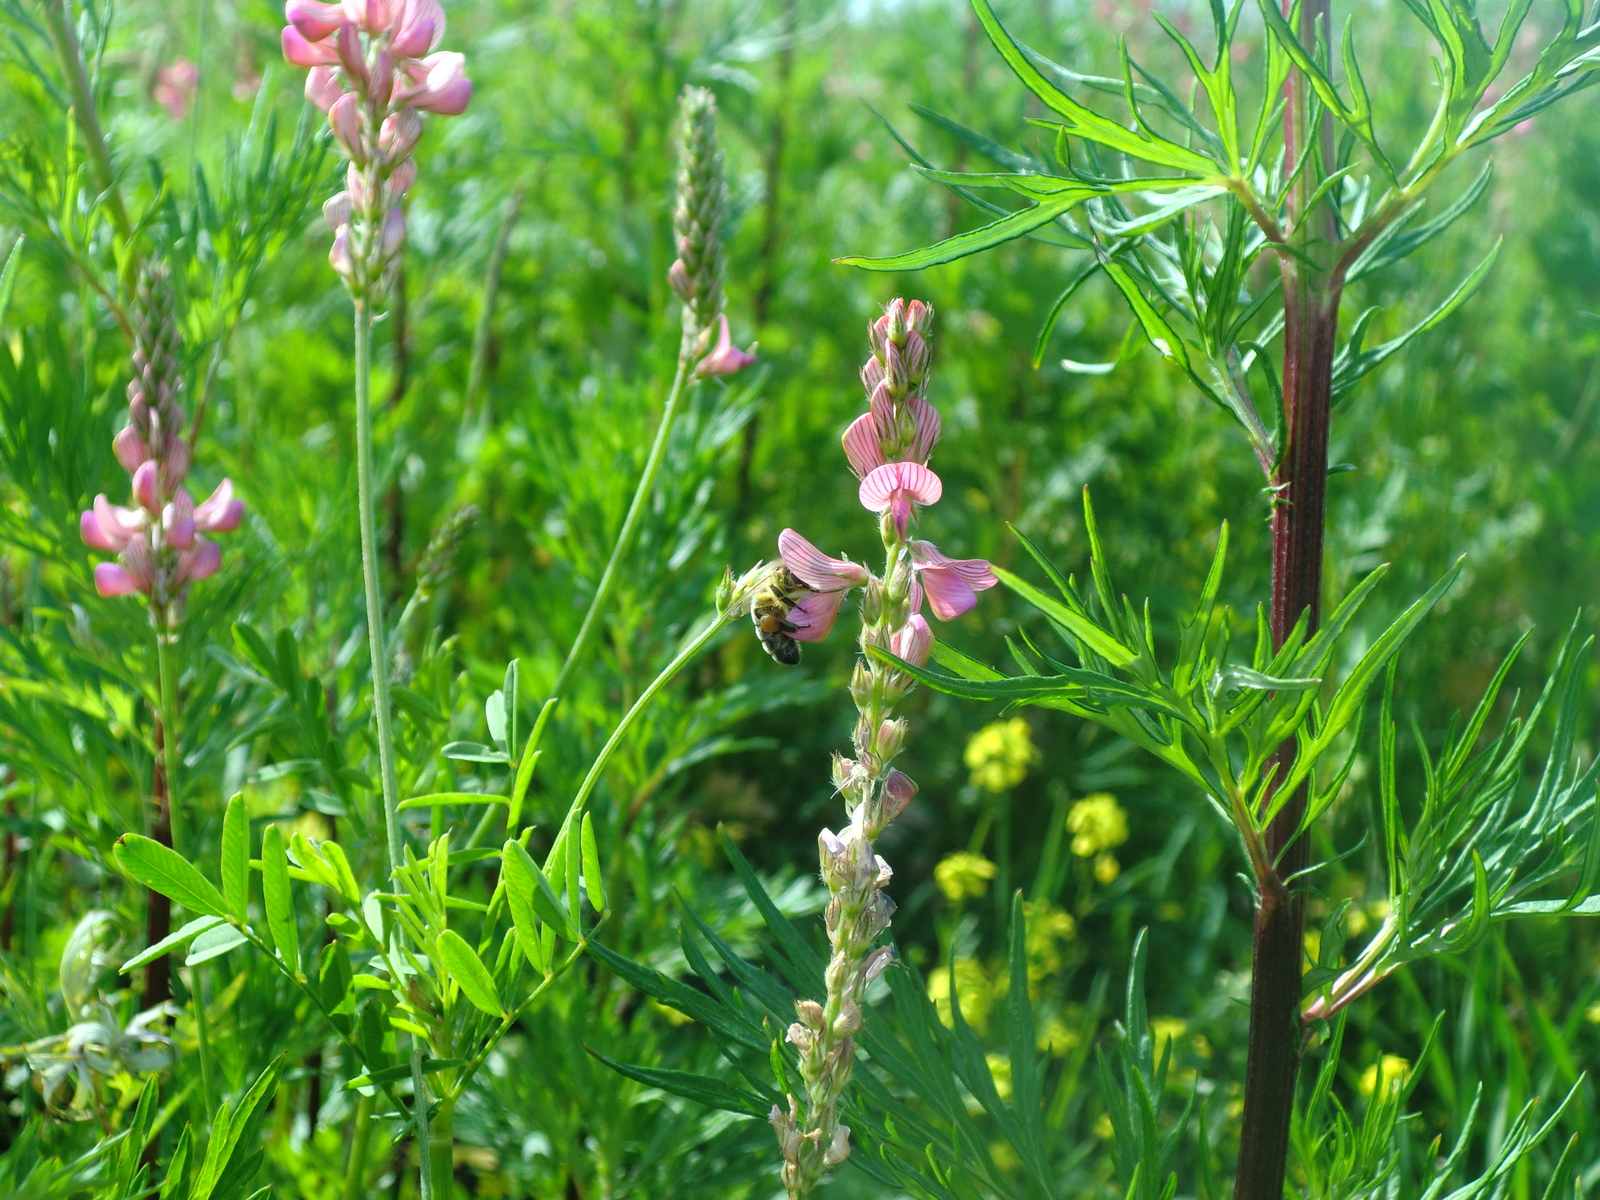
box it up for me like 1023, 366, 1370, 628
78, 261, 243, 1118
767, 300, 994, 1197
279, 6, 472, 1193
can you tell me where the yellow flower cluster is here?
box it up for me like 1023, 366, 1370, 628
964, 718, 1039, 792
934, 852, 997, 903
1068, 793, 1128, 883
1021, 898, 1076, 982
927, 957, 994, 1033
1358, 1054, 1410, 1100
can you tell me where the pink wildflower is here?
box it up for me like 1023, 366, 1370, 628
909, 541, 996, 621
859, 461, 942, 537
696, 315, 757, 378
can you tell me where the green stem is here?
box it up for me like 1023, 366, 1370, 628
341, 1093, 376, 1200
545, 609, 730, 870
41, 0, 131, 242
352, 299, 435, 1200
427, 1097, 454, 1199
548, 354, 693, 709
155, 622, 215, 1118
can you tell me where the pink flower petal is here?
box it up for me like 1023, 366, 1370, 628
841, 413, 885, 479
390, 0, 443, 56
778, 529, 869, 592
195, 479, 244, 532
113, 425, 149, 474
909, 541, 996, 621
305, 66, 345, 111
335, 22, 368, 83
282, 25, 339, 67
285, 0, 346, 40
177, 540, 222, 585
890, 614, 932, 667
908, 396, 942, 461
93, 495, 143, 549
695, 314, 757, 378
789, 588, 845, 643
132, 461, 160, 514
163, 490, 196, 550
94, 563, 140, 597
330, 92, 366, 162
80, 509, 116, 551
859, 463, 942, 535
121, 535, 156, 592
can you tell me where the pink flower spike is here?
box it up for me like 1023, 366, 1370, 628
285, 0, 346, 40
842, 413, 885, 479
889, 614, 932, 668
132, 461, 161, 514
94, 563, 140, 598
788, 588, 846, 644
305, 67, 344, 111
695, 315, 757, 378
859, 462, 941, 536
195, 479, 245, 532
909, 541, 996, 621
177, 541, 222, 586
778, 529, 870, 592
282, 25, 339, 68
112, 425, 148, 474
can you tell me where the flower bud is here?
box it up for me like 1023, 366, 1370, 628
848, 661, 873, 708
859, 577, 884, 625
881, 298, 907, 343
113, 425, 148, 474
830, 753, 858, 794
387, 157, 417, 202
323, 191, 353, 232
380, 206, 406, 261
380, 108, 422, 161
305, 66, 344, 111
668, 257, 693, 301
832, 997, 863, 1037
329, 93, 366, 163
132, 461, 161, 514
905, 299, 934, 337
329, 227, 354, 277
785, 1022, 815, 1053
796, 999, 826, 1030
875, 718, 907, 763
882, 770, 917, 823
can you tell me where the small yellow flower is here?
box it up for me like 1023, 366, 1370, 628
935, 852, 998, 903
1068, 793, 1128, 857
1037, 1016, 1081, 1056
928, 958, 994, 1034
1093, 852, 1120, 884
1149, 1018, 1187, 1052
985, 1053, 1013, 1101
964, 718, 1039, 792
1093, 1112, 1115, 1140
1358, 1054, 1410, 1100
1585, 1003, 1600, 1025
1021, 899, 1077, 980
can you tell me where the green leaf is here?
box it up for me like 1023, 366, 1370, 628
190, 1057, 283, 1200
993, 565, 1138, 667
261, 825, 300, 977
503, 838, 577, 941
185, 923, 250, 965
581, 812, 606, 913
398, 792, 508, 809
436, 928, 505, 1017
584, 1047, 773, 1118
0, 236, 23, 328
440, 741, 510, 763
837, 192, 1091, 271
114, 834, 228, 917
346, 1057, 465, 1090
220, 793, 249, 924
120, 915, 224, 973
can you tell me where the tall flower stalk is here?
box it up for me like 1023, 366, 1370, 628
768, 300, 994, 1197
280, 4, 471, 1193
79, 260, 244, 1115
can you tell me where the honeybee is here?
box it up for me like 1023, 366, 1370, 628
751, 567, 814, 666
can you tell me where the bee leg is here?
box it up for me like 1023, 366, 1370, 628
778, 619, 799, 633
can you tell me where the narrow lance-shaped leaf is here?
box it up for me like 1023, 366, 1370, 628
436, 928, 505, 1017
220, 793, 249, 924
115, 834, 228, 917
581, 812, 606, 913
261, 824, 299, 977
503, 838, 577, 941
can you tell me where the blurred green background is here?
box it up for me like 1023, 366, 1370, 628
3, 0, 1600, 1195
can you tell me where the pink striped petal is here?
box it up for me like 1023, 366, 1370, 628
789, 588, 845, 643
890, 614, 932, 667
859, 463, 942, 536
282, 25, 339, 67
778, 529, 869, 592
841, 413, 885, 479
132, 461, 160, 514
120, 535, 156, 593
285, 0, 346, 39
909, 541, 996, 621
882, 769, 917, 821
80, 510, 116, 551
907, 396, 942, 461
177, 540, 222, 585
94, 563, 140, 597
113, 425, 149, 474
195, 479, 244, 532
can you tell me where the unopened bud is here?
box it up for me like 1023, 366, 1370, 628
796, 999, 826, 1030
859, 578, 885, 625
668, 257, 693, 300
882, 770, 917, 823
875, 718, 907, 763
831, 754, 857, 793
329, 93, 366, 163
387, 157, 417, 203
903, 330, 931, 384
379, 108, 422, 161
905, 299, 934, 337
848, 661, 873, 708
380, 206, 406, 261
881, 298, 907, 343
323, 191, 352, 232
832, 997, 863, 1037
715, 565, 735, 613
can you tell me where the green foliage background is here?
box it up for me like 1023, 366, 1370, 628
2, 0, 1599, 1196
